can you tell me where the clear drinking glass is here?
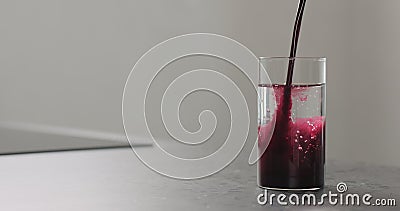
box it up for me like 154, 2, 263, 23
258, 57, 326, 190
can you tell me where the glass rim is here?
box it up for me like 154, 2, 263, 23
259, 57, 326, 62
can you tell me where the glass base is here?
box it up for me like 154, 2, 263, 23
258, 185, 322, 191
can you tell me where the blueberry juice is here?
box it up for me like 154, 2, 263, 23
257, 83, 325, 190
257, 0, 325, 190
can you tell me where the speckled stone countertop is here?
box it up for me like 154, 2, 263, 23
0, 147, 398, 210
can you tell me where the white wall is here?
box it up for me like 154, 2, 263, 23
0, 0, 398, 166
344, 0, 400, 166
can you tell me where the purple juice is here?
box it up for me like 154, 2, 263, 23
257, 0, 325, 189
256, 0, 325, 190
258, 84, 325, 189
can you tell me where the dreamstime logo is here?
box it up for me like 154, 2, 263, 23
336, 182, 348, 193
257, 182, 397, 207
122, 33, 274, 179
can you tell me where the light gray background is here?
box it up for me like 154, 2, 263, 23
0, 0, 398, 166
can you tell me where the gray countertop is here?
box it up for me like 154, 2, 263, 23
0, 147, 398, 211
